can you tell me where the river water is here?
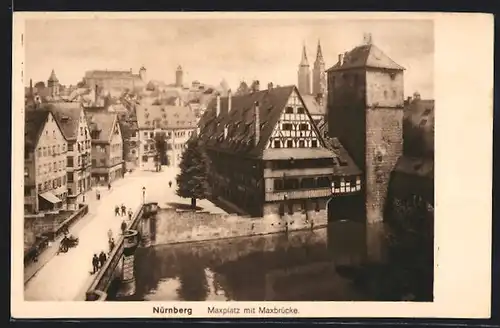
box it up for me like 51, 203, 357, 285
109, 220, 388, 302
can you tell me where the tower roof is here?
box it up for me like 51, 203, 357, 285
299, 44, 309, 67
48, 69, 59, 82
139, 66, 146, 71
315, 39, 324, 64
177, 65, 183, 71
326, 36, 405, 72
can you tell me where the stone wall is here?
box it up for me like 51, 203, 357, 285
365, 107, 403, 223
153, 208, 328, 245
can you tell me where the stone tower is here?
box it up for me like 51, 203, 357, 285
297, 44, 311, 96
312, 39, 327, 102
47, 69, 59, 97
175, 65, 183, 87
326, 33, 405, 224
139, 66, 147, 82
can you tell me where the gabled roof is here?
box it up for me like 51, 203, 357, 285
44, 102, 83, 140
136, 104, 197, 130
198, 85, 295, 158
301, 94, 325, 116
322, 137, 362, 176
25, 110, 51, 152
326, 44, 404, 72
85, 111, 118, 143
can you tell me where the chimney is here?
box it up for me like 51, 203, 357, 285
228, 89, 232, 114
267, 82, 273, 90
29, 79, 33, 96
252, 80, 260, 92
216, 93, 221, 117
338, 53, 344, 65
363, 33, 373, 45
95, 84, 99, 105
406, 96, 412, 104
316, 93, 324, 106
254, 101, 260, 146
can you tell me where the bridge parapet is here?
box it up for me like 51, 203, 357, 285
84, 202, 158, 301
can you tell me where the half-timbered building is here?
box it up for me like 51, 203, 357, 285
197, 85, 362, 219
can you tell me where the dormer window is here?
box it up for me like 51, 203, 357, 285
285, 106, 294, 114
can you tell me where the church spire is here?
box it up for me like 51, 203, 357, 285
315, 39, 324, 63
299, 43, 309, 67
48, 69, 58, 82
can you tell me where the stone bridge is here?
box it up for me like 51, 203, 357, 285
84, 202, 159, 301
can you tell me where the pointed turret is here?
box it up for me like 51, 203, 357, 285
312, 39, 326, 100
298, 42, 311, 95
48, 69, 59, 82
299, 43, 309, 67
315, 39, 324, 64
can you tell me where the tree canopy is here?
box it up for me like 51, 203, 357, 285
175, 138, 212, 208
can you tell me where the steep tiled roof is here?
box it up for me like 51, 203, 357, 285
197, 86, 295, 158
301, 94, 325, 116
323, 137, 362, 176
391, 156, 434, 204
44, 102, 83, 140
136, 104, 197, 130
326, 44, 404, 72
85, 111, 118, 143
25, 110, 50, 152
197, 85, 362, 176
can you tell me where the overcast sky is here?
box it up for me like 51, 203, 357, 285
25, 18, 433, 98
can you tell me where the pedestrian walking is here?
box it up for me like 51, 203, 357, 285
108, 182, 111, 190
107, 228, 113, 242
128, 208, 133, 220
121, 204, 126, 216
32, 247, 39, 263
92, 254, 99, 274
310, 220, 314, 231
168, 180, 172, 188
121, 220, 127, 235
109, 238, 115, 253
98, 251, 107, 267
96, 190, 100, 200
114, 205, 120, 216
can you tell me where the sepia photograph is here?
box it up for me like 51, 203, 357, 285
12, 12, 492, 319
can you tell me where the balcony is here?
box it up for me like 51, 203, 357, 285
264, 167, 334, 178
265, 187, 332, 202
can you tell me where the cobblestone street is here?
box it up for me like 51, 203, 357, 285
24, 167, 226, 301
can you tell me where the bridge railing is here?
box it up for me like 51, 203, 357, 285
84, 202, 159, 301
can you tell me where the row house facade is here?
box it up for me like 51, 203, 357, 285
85, 111, 124, 185
197, 86, 362, 219
48, 102, 93, 209
24, 110, 68, 214
135, 104, 197, 171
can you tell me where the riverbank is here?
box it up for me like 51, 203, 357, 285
152, 205, 328, 246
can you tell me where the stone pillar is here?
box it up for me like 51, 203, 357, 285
140, 202, 159, 247
116, 229, 139, 297
140, 216, 151, 247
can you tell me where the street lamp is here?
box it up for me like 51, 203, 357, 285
142, 186, 146, 204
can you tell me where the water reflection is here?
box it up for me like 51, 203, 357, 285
111, 220, 376, 302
